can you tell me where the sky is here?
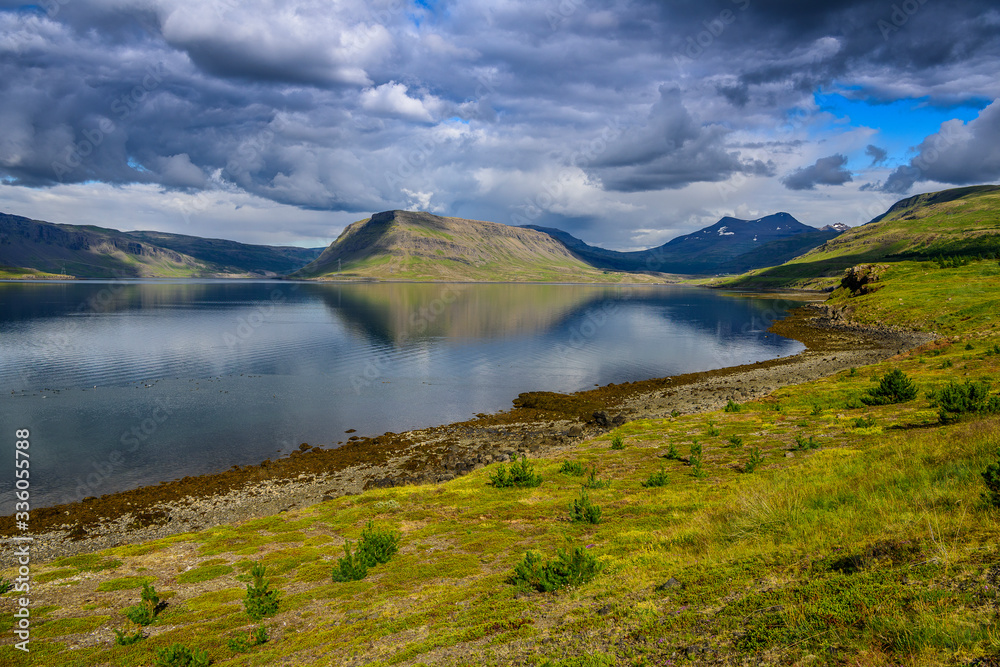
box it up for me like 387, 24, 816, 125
1, 0, 998, 250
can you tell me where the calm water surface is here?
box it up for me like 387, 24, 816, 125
0, 280, 804, 512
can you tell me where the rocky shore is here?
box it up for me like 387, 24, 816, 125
0, 305, 936, 568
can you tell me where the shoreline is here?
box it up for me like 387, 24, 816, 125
0, 305, 936, 567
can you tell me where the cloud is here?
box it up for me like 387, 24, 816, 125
781, 154, 853, 190
588, 85, 774, 192
359, 82, 447, 123
880, 99, 1000, 193
865, 144, 887, 165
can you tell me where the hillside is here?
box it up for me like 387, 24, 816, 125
712, 185, 1000, 290
291, 210, 662, 282
0, 213, 322, 279
524, 212, 839, 274
123, 230, 322, 276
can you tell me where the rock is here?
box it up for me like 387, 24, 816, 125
567, 425, 584, 437
841, 264, 889, 296
655, 577, 682, 591
785, 451, 795, 458
611, 413, 626, 427
597, 604, 613, 616
593, 411, 611, 428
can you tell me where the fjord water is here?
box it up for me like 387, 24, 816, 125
0, 280, 804, 513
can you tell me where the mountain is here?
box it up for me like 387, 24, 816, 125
0, 212, 322, 278
714, 185, 1000, 290
524, 212, 840, 274
290, 210, 661, 282
122, 230, 322, 275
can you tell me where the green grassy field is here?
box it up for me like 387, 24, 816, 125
3, 261, 1000, 666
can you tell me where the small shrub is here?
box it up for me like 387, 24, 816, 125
373, 499, 400, 511
489, 456, 542, 488
641, 465, 669, 488
706, 421, 720, 437
610, 434, 624, 450
155, 643, 210, 667
332, 521, 401, 582
728, 435, 744, 447
793, 434, 820, 451
670, 409, 681, 418
664, 441, 680, 460
845, 396, 863, 409
849, 367, 857, 377
811, 403, 823, 416
852, 415, 875, 428
243, 563, 279, 621
743, 447, 765, 473
509, 547, 602, 593
930, 379, 1000, 423
113, 628, 145, 646
560, 461, 585, 476
331, 541, 369, 582
569, 489, 602, 524
0, 577, 13, 595
689, 440, 702, 463
724, 399, 741, 413
965, 343, 975, 351
861, 369, 918, 406
227, 626, 269, 652
940, 359, 954, 369
583, 466, 610, 489
124, 583, 162, 626
983, 448, 1000, 508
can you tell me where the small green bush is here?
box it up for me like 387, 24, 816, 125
728, 435, 744, 447
331, 541, 369, 582
811, 403, 823, 416
155, 643, 210, 667
641, 465, 669, 488
724, 399, 741, 413
930, 379, 1000, 423
670, 409, 681, 418
852, 415, 876, 428
489, 456, 542, 488
743, 447, 765, 473
243, 563, 279, 621
509, 547, 602, 593
582, 466, 610, 490
689, 440, 706, 477
610, 434, 624, 450
664, 441, 680, 460
113, 628, 145, 646
332, 522, 401, 582
706, 422, 720, 436
794, 434, 820, 451
227, 626, 268, 652
982, 447, 1000, 508
861, 369, 918, 406
0, 577, 13, 595
569, 489, 602, 524
965, 343, 975, 351
124, 583, 162, 626
559, 461, 585, 476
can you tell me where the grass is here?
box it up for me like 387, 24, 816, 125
7, 257, 1000, 666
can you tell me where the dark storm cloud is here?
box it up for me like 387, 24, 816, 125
0, 0, 998, 246
881, 99, 1000, 193
781, 154, 853, 191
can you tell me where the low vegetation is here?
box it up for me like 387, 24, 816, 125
488, 455, 543, 488
242, 562, 279, 621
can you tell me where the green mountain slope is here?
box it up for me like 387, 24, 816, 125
123, 230, 322, 276
0, 213, 322, 278
714, 185, 1000, 289
291, 210, 662, 282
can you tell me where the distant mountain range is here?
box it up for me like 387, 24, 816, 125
522, 212, 840, 274
1, 208, 846, 281
0, 213, 323, 279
